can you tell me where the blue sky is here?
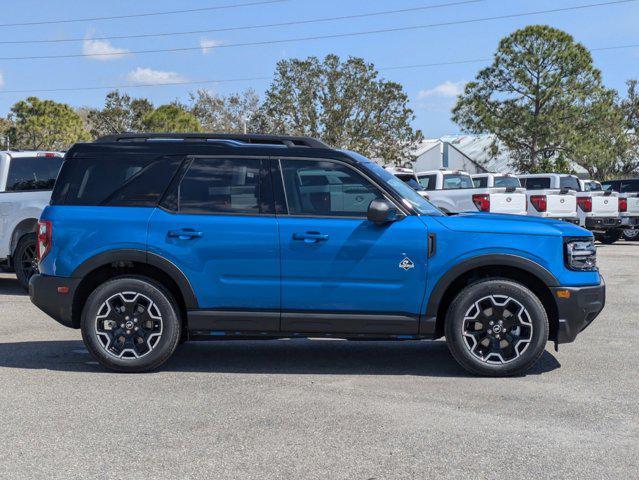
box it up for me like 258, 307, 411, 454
0, 0, 637, 137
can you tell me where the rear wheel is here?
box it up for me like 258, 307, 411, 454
14, 233, 38, 291
445, 279, 548, 377
595, 229, 621, 244
622, 228, 639, 241
81, 276, 181, 372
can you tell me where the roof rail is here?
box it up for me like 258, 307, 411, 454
94, 132, 331, 149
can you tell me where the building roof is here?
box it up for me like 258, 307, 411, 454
412, 134, 588, 175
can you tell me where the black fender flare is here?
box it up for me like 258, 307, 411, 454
71, 249, 198, 309
423, 254, 558, 332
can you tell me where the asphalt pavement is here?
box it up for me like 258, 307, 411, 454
0, 243, 637, 479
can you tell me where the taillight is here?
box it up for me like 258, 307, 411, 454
619, 197, 627, 213
472, 194, 491, 212
530, 195, 547, 212
37, 220, 52, 260
577, 196, 592, 212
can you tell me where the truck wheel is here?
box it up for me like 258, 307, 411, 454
622, 228, 639, 241
595, 230, 621, 245
14, 233, 38, 291
444, 279, 548, 377
81, 276, 181, 373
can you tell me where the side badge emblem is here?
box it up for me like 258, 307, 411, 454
399, 257, 415, 270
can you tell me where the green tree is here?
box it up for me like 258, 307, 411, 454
452, 25, 624, 174
87, 90, 154, 138
257, 55, 422, 163
7, 97, 90, 150
188, 88, 260, 133
619, 79, 639, 176
141, 104, 201, 133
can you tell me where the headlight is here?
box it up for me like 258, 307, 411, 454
564, 238, 597, 271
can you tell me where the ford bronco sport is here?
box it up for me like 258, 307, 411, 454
29, 134, 605, 376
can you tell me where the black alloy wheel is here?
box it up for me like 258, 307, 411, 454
14, 233, 38, 291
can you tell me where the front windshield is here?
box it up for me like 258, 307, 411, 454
343, 152, 442, 216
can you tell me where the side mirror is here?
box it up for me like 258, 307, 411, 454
367, 198, 400, 225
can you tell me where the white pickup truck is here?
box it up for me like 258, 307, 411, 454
518, 173, 621, 240
395, 169, 527, 215
0, 151, 64, 289
601, 178, 639, 242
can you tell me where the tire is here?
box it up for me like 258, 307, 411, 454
595, 229, 621, 245
14, 233, 38, 291
81, 276, 181, 373
622, 228, 639, 241
444, 279, 549, 377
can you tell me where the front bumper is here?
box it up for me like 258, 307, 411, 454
585, 217, 622, 231
29, 274, 81, 329
551, 278, 605, 344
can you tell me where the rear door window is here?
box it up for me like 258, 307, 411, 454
177, 158, 264, 215
6, 156, 63, 191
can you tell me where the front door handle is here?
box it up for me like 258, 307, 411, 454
168, 229, 203, 240
292, 231, 329, 243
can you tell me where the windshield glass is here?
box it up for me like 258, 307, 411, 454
494, 176, 521, 188
343, 152, 442, 215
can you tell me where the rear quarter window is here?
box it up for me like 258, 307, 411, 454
5, 156, 63, 192
51, 155, 182, 206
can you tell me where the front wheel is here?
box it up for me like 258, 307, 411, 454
445, 279, 549, 377
595, 229, 622, 244
14, 233, 38, 291
81, 276, 182, 372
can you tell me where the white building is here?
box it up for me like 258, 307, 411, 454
410, 134, 589, 177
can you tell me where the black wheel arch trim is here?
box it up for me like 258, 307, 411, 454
424, 254, 559, 323
70, 249, 198, 309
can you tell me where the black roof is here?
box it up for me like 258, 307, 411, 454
66, 132, 361, 164
95, 132, 330, 149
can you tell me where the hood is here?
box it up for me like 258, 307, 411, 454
433, 212, 591, 237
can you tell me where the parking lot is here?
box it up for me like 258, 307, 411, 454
0, 244, 636, 479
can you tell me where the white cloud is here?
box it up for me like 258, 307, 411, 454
200, 38, 223, 54
418, 80, 466, 99
82, 38, 128, 61
126, 67, 187, 85
0, 72, 4, 89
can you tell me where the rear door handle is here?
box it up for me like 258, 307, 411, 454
168, 229, 203, 240
292, 231, 329, 243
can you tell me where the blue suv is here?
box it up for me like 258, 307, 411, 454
29, 133, 605, 376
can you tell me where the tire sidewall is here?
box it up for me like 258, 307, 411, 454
445, 279, 549, 377
622, 228, 639, 241
81, 276, 181, 372
14, 233, 37, 290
